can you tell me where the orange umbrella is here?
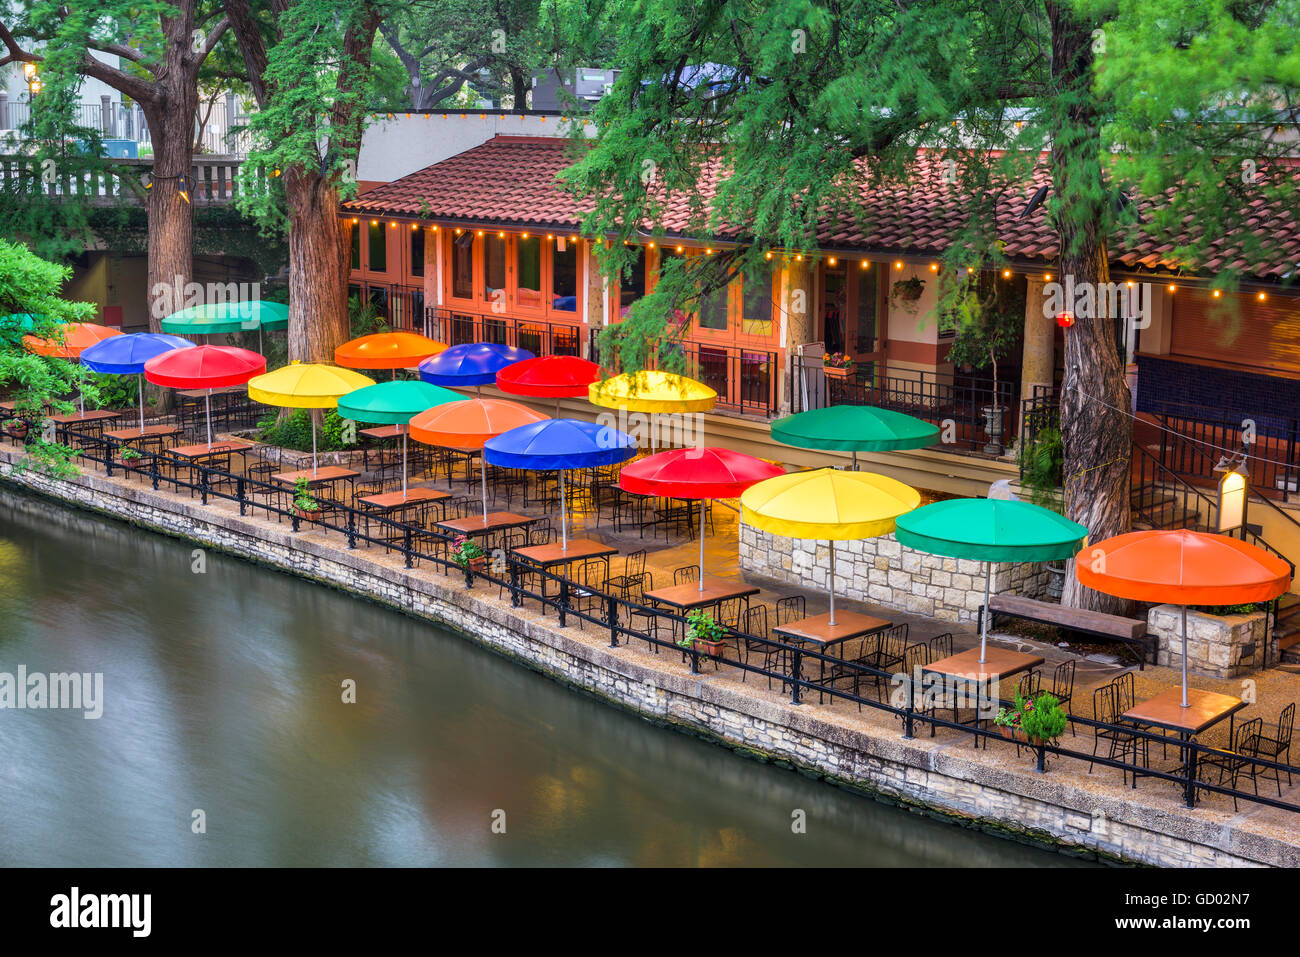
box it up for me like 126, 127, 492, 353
1077, 529, 1292, 706
334, 332, 446, 374
24, 323, 122, 358
409, 398, 548, 518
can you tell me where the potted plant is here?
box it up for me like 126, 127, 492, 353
822, 352, 856, 377
293, 476, 322, 521
118, 446, 143, 469
891, 276, 926, 304
679, 611, 729, 658
941, 272, 1024, 454
1016, 692, 1068, 747
4, 416, 29, 439
993, 702, 1024, 741
453, 535, 487, 573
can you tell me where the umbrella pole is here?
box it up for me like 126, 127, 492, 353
698, 499, 705, 592
258, 326, 263, 356
205, 390, 213, 448
979, 561, 991, 663
560, 470, 568, 549
480, 457, 488, 520
137, 375, 144, 432
1181, 605, 1189, 708
311, 417, 318, 476
828, 540, 836, 627
852, 450, 857, 471
402, 431, 408, 499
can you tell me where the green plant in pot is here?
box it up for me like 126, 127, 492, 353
1014, 692, 1067, 747
942, 271, 1025, 454
1017, 424, 1063, 510
680, 611, 729, 658
118, 446, 143, 468
453, 535, 486, 571
292, 476, 321, 520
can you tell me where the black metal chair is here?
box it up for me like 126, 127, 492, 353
606, 550, 646, 594
673, 565, 699, 586
1199, 717, 1264, 810
619, 571, 660, 652
1090, 680, 1149, 788
738, 604, 782, 686
1051, 660, 1077, 736
1250, 702, 1294, 795
775, 595, 805, 626
927, 632, 953, 660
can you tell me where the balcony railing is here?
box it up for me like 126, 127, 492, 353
0, 155, 250, 205
426, 306, 583, 357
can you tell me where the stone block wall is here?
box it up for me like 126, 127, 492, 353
739, 523, 1056, 623
1148, 605, 1272, 678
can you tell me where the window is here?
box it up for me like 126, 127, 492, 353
698, 284, 728, 330
368, 221, 386, 272
410, 228, 425, 278
741, 268, 774, 336
618, 246, 646, 316
854, 265, 878, 351
451, 232, 473, 300
350, 224, 360, 271
484, 233, 506, 311
552, 239, 577, 312
516, 235, 542, 310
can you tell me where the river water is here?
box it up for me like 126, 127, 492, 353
0, 489, 1088, 866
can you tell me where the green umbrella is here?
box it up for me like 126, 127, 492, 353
337, 380, 462, 497
894, 498, 1087, 662
772, 405, 940, 469
160, 301, 289, 352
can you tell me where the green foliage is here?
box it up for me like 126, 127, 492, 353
681, 611, 728, 649
941, 273, 1025, 393
452, 534, 485, 566
292, 476, 320, 512
1016, 693, 1068, 745
256, 408, 352, 452
349, 292, 389, 339
87, 373, 138, 410
1018, 425, 1064, 511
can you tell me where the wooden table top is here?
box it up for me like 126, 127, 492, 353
48, 409, 123, 424
1123, 687, 1246, 735
272, 466, 360, 486
177, 386, 246, 399
360, 424, 406, 440
922, 647, 1045, 683
104, 424, 182, 441
357, 487, 449, 510
436, 511, 533, 535
644, 577, 760, 610
513, 539, 618, 567
169, 440, 254, 459
773, 610, 892, 647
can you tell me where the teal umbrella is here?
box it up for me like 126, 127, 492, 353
160, 301, 289, 352
337, 380, 461, 497
894, 498, 1087, 662
771, 405, 939, 469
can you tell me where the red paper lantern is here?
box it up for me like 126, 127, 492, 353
1056, 311, 1075, 329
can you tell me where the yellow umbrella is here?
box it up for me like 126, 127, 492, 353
588, 370, 717, 414
741, 467, 920, 625
247, 361, 376, 474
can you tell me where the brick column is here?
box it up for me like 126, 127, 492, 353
1019, 277, 1054, 435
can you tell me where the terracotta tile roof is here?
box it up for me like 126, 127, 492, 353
343, 135, 1300, 281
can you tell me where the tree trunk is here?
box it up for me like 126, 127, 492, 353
1048, 2, 1133, 613
284, 170, 351, 362
142, 97, 196, 335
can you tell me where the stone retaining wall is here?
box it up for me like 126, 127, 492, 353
1148, 605, 1273, 678
2, 457, 1294, 867
739, 523, 1056, 623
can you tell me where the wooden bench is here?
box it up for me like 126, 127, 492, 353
980, 594, 1155, 669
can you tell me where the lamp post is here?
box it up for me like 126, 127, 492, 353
24, 62, 41, 97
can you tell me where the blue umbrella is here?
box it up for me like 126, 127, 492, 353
418, 342, 534, 393
81, 333, 195, 431
484, 418, 636, 547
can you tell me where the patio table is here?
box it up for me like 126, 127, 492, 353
921, 647, 1045, 748
513, 538, 619, 599
356, 487, 450, 541
644, 577, 759, 613
1122, 687, 1245, 806
104, 424, 183, 454
436, 511, 535, 538
273, 466, 359, 502
773, 610, 892, 704
47, 409, 124, 445
169, 440, 254, 491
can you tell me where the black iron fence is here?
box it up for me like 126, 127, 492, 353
793, 356, 1019, 454
22, 421, 1300, 819
424, 306, 583, 357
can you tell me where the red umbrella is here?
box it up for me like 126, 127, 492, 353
144, 345, 266, 447
620, 447, 785, 589
495, 355, 602, 416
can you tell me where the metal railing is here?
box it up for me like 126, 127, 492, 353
793, 357, 1019, 453
14, 419, 1300, 819
0, 95, 251, 156
425, 306, 583, 357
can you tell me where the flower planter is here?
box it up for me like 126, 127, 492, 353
981, 404, 1006, 455
823, 365, 854, 379
5, 422, 28, 440
467, 556, 487, 573
294, 506, 321, 523
692, 637, 727, 657
117, 455, 142, 469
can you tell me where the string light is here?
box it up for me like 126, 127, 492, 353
1213, 289, 1222, 298
765, 252, 773, 260
1002, 269, 1012, 278
966, 266, 974, 274
929, 263, 939, 272
1168, 284, 1175, 292
676, 245, 683, 253
828, 257, 837, 266
1043, 273, 1052, 281
1258, 291, 1267, 301
860, 260, 868, 270
894, 261, 903, 270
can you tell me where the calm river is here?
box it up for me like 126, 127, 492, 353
0, 489, 1088, 866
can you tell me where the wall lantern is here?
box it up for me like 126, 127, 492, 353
1215, 462, 1249, 536
1056, 311, 1074, 329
